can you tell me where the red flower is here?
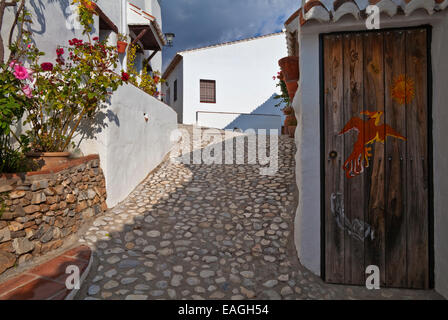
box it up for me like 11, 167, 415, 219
69, 38, 83, 46
121, 71, 130, 82
41, 62, 54, 71
93, 36, 99, 41
56, 48, 64, 56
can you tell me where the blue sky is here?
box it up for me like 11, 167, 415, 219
160, 0, 299, 70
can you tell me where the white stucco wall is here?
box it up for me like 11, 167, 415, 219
78, 84, 177, 208
292, 10, 448, 298
2, 1, 176, 209
167, 33, 287, 131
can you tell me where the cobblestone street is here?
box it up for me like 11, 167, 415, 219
76, 127, 442, 300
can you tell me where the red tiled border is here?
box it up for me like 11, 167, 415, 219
0, 245, 91, 300
0, 155, 99, 180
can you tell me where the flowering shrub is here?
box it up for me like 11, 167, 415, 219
273, 71, 290, 108
0, 2, 36, 172
1, 0, 123, 155
20, 36, 123, 152
126, 44, 164, 98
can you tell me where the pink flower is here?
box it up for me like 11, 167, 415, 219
9, 60, 18, 69
13, 64, 30, 80
22, 85, 33, 98
27, 44, 32, 49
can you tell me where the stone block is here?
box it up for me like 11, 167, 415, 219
9, 190, 26, 199
0, 227, 11, 243
31, 180, 49, 191
0, 251, 16, 274
12, 237, 35, 255
0, 185, 13, 193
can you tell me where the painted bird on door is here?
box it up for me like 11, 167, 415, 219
339, 110, 406, 179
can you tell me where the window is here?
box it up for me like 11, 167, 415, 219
174, 80, 178, 102
200, 80, 216, 103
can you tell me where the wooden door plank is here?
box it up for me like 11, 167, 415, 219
405, 29, 429, 289
342, 33, 365, 285
363, 32, 386, 286
384, 30, 408, 288
324, 35, 345, 283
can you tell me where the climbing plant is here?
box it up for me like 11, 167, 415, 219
127, 44, 164, 98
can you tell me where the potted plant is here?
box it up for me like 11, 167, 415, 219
117, 33, 128, 54
278, 56, 299, 81
273, 71, 290, 108
285, 115, 297, 138
278, 56, 299, 100
7, 4, 124, 171
282, 105, 294, 115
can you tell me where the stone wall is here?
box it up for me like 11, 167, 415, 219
0, 155, 107, 274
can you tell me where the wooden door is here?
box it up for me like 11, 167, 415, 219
323, 28, 430, 289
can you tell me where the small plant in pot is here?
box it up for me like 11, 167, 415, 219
117, 33, 128, 54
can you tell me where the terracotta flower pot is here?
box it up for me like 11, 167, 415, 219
285, 80, 298, 100
278, 56, 299, 81
117, 41, 128, 54
282, 106, 293, 115
288, 126, 297, 138
279, 71, 285, 81
26, 152, 71, 171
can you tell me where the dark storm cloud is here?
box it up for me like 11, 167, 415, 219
160, 0, 299, 70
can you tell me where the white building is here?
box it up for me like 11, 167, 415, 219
162, 32, 288, 133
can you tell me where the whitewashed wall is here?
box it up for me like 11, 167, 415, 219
78, 84, 177, 207
166, 33, 287, 131
292, 10, 448, 299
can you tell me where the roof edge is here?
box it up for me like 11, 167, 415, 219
162, 54, 183, 79
178, 31, 285, 55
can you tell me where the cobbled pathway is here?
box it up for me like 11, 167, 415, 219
76, 126, 442, 300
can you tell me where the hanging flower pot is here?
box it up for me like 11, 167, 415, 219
278, 56, 299, 82
117, 41, 128, 54
285, 80, 298, 100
